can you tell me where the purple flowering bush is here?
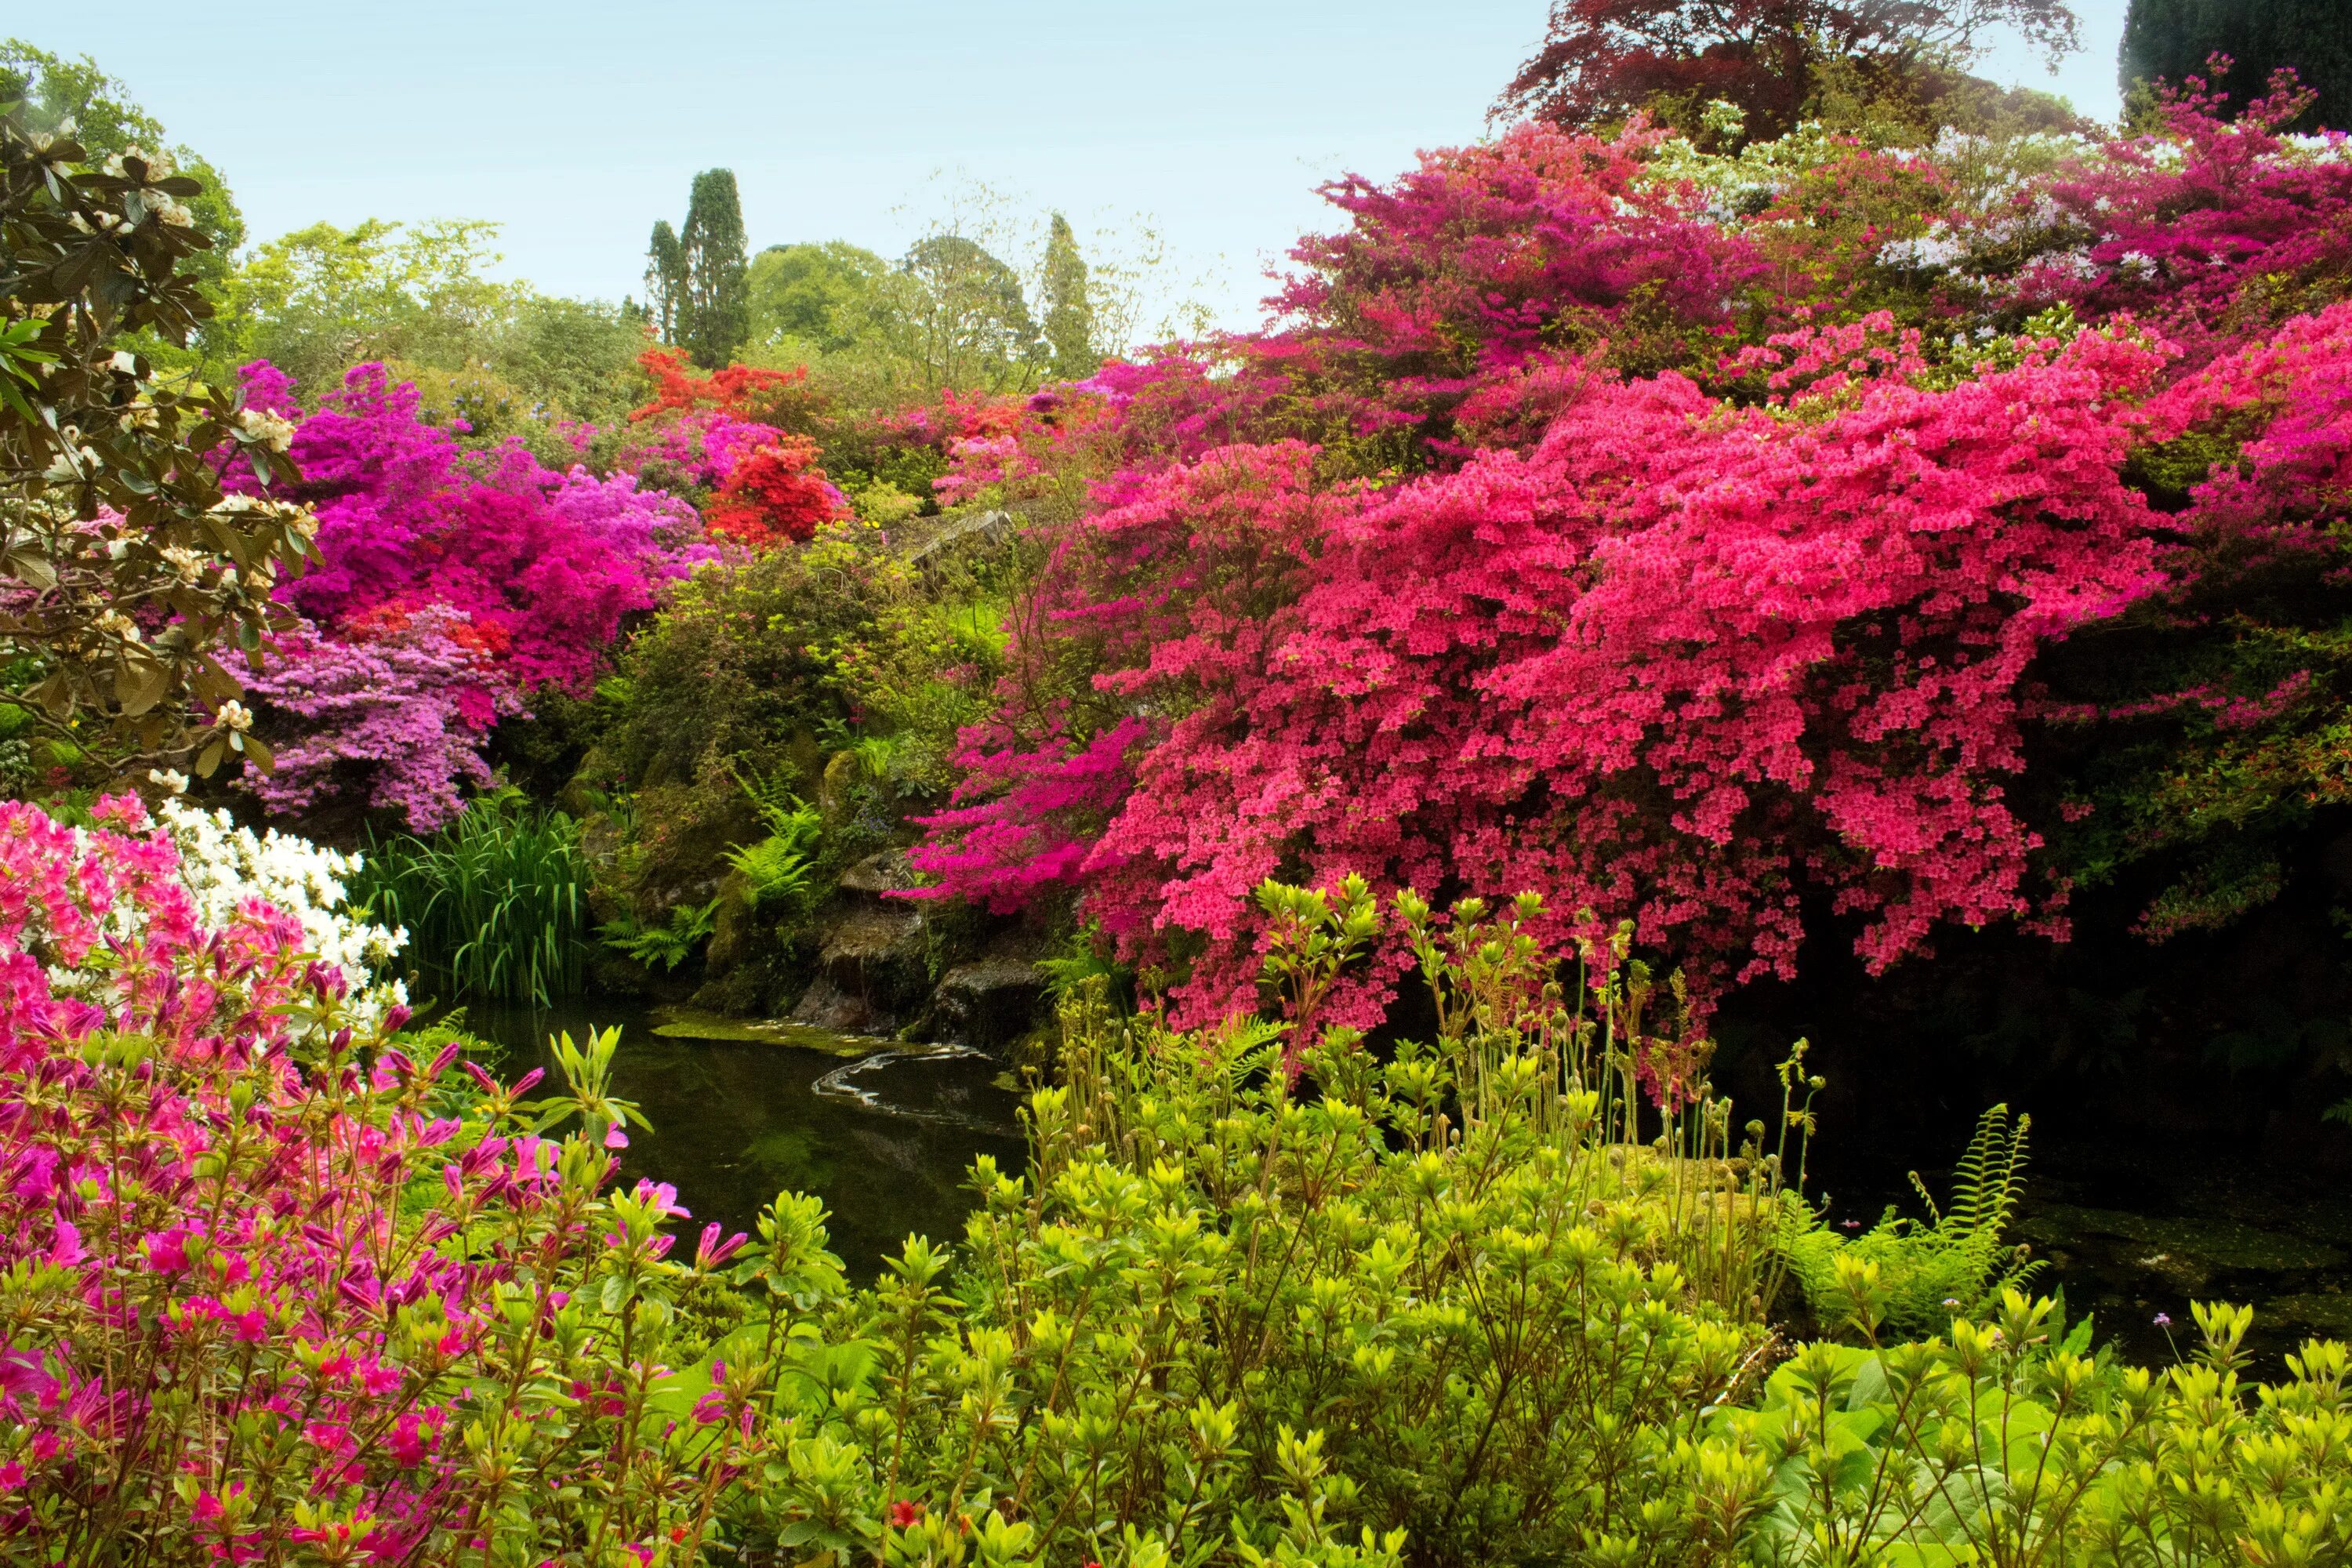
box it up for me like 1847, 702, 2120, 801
233, 363, 711, 829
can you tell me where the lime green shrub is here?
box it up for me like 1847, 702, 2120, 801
1731, 1296, 2352, 1564
705, 880, 1806, 1567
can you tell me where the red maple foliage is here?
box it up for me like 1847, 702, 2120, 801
1497, 0, 2080, 140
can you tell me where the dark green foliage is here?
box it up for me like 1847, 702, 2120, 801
354, 792, 593, 1007
1040, 212, 1098, 379
681, 169, 750, 367
581, 528, 902, 916
2121, 0, 2351, 128
644, 218, 686, 345
0, 99, 310, 776
493, 293, 659, 423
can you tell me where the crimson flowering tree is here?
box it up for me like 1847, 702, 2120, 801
1497, 0, 2081, 142
1272, 120, 1764, 441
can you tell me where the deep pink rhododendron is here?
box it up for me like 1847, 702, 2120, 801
0, 796, 764, 1557
920, 325, 2185, 1027
252, 362, 699, 693
910, 83, 2352, 1031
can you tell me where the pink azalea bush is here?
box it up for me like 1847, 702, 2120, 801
0, 793, 824, 1562
911, 77, 2352, 1030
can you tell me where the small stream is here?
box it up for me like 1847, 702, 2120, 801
459, 996, 1026, 1279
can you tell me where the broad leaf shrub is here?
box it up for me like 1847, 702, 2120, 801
582, 517, 1002, 1003
0, 103, 315, 777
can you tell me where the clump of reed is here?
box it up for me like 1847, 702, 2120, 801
355, 790, 591, 1007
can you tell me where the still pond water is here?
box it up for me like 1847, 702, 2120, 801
462, 996, 1025, 1279
462, 996, 2352, 1371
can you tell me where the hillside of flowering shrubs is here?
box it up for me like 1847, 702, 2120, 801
20, 29, 2352, 1560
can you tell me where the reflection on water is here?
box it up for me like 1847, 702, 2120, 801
459, 996, 1027, 1280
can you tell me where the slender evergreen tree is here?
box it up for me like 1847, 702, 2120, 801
1040, 212, 1099, 379
643, 220, 687, 345
2121, 0, 2349, 129
680, 169, 750, 367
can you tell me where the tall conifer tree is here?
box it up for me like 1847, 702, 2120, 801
681, 169, 750, 367
1040, 212, 1098, 379
643, 220, 687, 344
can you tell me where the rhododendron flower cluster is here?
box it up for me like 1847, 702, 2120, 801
233, 361, 706, 827
623, 348, 848, 543
913, 78, 2352, 1033
238, 604, 521, 830
0, 795, 787, 1561
702, 433, 848, 546
151, 792, 410, 1028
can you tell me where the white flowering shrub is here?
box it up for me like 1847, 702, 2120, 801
155, 795, 411, 1027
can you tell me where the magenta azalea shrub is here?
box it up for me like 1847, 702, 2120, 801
234, 363, 709, 828
0, 794, 815, 1562
910, 83, 2352, 1029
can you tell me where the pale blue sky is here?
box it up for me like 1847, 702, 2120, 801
18, 1, 2129, 330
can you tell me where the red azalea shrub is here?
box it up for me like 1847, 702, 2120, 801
626, 348, 848, 543
702, 433, 845, 546
1272, 118, 1764, 444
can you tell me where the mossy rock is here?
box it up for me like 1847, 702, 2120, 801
648, 1007, 884, 1057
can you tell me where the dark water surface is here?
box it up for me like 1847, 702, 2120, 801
459, 996, 1027, 1279
1816, 1135, 2352, 1374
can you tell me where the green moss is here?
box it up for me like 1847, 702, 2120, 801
648, 1008, 880, 1055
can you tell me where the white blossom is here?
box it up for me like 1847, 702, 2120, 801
154, 799, 410, 1029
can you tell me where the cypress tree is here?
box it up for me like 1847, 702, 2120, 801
2121, 0, 2349, 129
680, 169, 750, 368
643, 220, 687, 345
1040, 212, 1098, 379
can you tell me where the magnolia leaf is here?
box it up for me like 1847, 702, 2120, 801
27, 670, 72, 717
115, 655, 171, 717
195, 736, 227, 776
